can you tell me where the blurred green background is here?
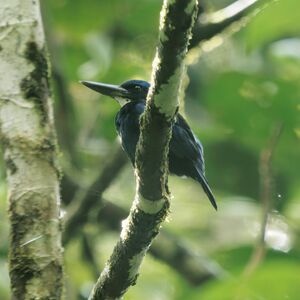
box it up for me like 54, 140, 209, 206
1, 0, 300, 299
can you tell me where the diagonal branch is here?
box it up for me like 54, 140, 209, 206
98, 202, 225, 286
88, 1, 199, 299
63, 159, 224, 286
189, 0, 259, 49
63, 142, 127, 244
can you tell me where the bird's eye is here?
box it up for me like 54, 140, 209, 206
135, 86, 142, 91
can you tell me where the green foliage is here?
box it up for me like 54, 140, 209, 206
245, 0, 300, 50
189, 261, 300, 300
202, 70, 300, 202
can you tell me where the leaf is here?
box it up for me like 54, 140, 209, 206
245, 0, 300, 50
189, 260, 300, 300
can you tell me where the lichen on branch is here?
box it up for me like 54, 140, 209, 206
89, 1, 198, 299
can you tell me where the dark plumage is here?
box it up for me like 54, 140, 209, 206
81, 79, 217, 210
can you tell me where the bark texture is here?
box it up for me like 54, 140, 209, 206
98, 202, 225, 286
89, 0, 198, 299
0, 1, 63, 299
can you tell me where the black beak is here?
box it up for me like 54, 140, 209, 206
80, 81, 129, 98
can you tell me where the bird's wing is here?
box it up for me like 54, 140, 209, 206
170, 114, 205, 173
170, 114, 217, 210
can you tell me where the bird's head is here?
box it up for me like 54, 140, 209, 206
80, 79, 150, 106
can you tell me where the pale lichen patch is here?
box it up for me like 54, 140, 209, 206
120, 217, 131, 242
153, 63, 184, 119
128, 249, 148, 281
159, 0, 168, 34
134, 193, 165, 214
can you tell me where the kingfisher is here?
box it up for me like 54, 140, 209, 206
81, 79, 217, 210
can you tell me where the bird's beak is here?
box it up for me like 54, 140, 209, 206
80, 81, 129, 98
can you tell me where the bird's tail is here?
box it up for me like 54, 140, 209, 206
195, 172, 217, 210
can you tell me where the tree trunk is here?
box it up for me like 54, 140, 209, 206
0, 1, 64, 299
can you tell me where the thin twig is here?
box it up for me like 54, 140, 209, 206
243, 123, 283, 276
81, 231, 100, 279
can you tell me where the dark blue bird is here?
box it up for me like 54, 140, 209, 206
81, 79, 217, 210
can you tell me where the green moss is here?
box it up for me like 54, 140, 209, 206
135, 103, 172, 201
40, 137, 62, 179
19, 42, 61, 178
1, 133, 61, 179
9, 206, 63, 299
0, 133, 11, 150
40, 137, 56, 151
20, 41, 51, 125
5, 157, 17, 175
92, 200, 170, 299
9, 203, 37, 298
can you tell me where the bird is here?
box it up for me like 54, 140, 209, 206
81, 79, 217, 210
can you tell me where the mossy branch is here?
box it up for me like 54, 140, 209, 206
98, 202, 225, 286
88, 0, 198, 299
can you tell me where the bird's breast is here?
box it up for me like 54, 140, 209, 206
115, 102, 145, 164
